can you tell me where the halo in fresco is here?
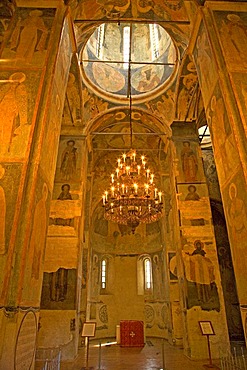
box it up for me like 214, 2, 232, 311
92, 62, 125, 92
81, 22, 177, 100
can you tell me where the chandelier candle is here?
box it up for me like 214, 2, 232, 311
102, 150, 163, 234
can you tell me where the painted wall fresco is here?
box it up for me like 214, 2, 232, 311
81, 23, 177, 98
53, 17, 72, 94
0, 163, 22, 303
222, 172, 247, 302
0, 70, 42, 159
230, 72, 247, 138
76, 0, 188, 22
63, 72, 82, 126
55, 138, 83, 183
0, 17, 12, 50
0, 163, 22, 255
213, 11, 247, 72
40, 16, 74, 182
92, 203, 162, 254
201, 149, 221, 201
192, 22, 218, 108
180, 239, 220, 311
210, 200, 244, 340
178, 183, 213, 237
40, 82, 62, 185
21, 179, 51, 305
41, 268, 77, 310
206, 83, 240, 185
1, 8, 56, 67
82, 88, 109, 126
175, 140, 203, 184
175, 58, 199, 122
145, 88, 176, 126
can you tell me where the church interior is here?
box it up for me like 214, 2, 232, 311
1, 0, 247, 368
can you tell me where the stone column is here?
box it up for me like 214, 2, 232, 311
0, 3, 74, 368
190, 2, 247, 342
172, 122, 229, 359
38, 133, 88, 360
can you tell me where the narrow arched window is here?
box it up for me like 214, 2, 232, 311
144, 258, 152, 291
101, 259, 107, 289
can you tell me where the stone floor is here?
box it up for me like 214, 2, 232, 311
59, 338, 221, 370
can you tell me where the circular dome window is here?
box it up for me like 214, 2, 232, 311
80, 22, 177, 101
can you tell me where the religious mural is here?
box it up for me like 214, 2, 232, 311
92, 203, 162, 254
77, 0, 188, 22
53, 16, 72, 94
230, 72, 247, 137
0, 17, 11, 50
41, 268, 77, 310
40, 82, 62, 183
182, 239, 220, 311
145, 88, 176, 126
0, 70, 42, 159
213, 11, 247, 72
55, 138, 83, 183
206, 84, 239, 184
0, 163, 22, 255
20, 179, 51, 305
222, 176, 247, 300
178, 183, 212, 231
81, 22, 177, 99
175, 140, 203, 184
1, 8, 56, 67
175, 59, 199, 122
201, 149, 221, 201
210, 200, 244, 340
82, 88, 109, 125
192, 23, 218, 108
63, 72, 82, 125
28, 182, 49, 281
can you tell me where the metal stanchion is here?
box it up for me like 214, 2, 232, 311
162, 339, 166, 370
98, 341, 102, 370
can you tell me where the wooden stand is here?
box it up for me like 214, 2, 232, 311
198, 321, 220, 370
203, 334, 220, 369
81, 322, 96, 370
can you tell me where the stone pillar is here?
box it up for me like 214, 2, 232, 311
190, 2, 247, 342
172, 122, 229, 359
38, 134, 88, 360
0, 3, 74, 368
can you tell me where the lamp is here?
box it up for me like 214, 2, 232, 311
101, 23, 163, 233
102, 150, 163, 234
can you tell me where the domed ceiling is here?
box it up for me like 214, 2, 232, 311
80, 22, 177, 100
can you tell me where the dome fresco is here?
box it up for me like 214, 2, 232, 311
81, 22, 177, 99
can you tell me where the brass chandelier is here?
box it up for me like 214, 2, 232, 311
102, 151, 163, 233
101, 23, 163, 233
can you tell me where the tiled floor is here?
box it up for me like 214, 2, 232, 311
60, 338, 221, 370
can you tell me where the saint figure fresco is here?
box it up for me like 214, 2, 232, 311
181, 141, 198, 182
10, 9, 48, 63
29, 183, 48, 280
55, 184, 73, 226
183, 240, 219, 310
227, 183, 247, 243
0, 72, 27, 154
0, 165, 6, 254
60, 140, 78, 181
185, 185, 200, 201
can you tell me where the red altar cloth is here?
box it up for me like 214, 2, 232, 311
120, 320, 144, 347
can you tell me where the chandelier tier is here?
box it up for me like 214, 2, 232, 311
102, 150, 163, 234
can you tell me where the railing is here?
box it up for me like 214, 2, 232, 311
35, 347, 61, 370
220, 346, 247, 370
